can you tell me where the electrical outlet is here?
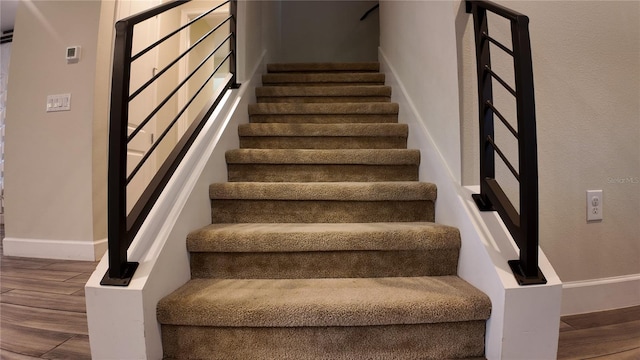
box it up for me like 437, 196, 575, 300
586, 190, 603, 221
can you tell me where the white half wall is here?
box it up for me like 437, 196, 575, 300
86, 55, 264, 359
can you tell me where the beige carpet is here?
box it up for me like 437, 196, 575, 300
157, 63, 491, 359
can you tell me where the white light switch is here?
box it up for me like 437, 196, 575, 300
46, 94, 71, 112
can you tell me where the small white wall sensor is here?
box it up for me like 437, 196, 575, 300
66, 46, 81, 63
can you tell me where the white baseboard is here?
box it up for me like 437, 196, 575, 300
562, 274, 640, 315
2, 237, 107, 261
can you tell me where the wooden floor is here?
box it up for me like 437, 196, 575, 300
1, 226, 639, 359
0, 227, 98, 359
558, 306, 640, 359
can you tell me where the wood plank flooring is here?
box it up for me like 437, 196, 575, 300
0, 227, 98, 359
558, 305, 640, 359
1, 225, 639, 359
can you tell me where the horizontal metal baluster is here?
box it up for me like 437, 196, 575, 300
484, 65, 516, 96
485, 101, 518, 138
487, 135, 520, 181
127, 34, 232, 143
129, 15, 232, 102
127, 51, 232, 184
482, 31, 514, 56
131, 0, 230, 62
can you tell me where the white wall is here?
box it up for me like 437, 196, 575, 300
456, 1, 640, 313
379, 0, 462, 183
4, 0, 107, 260
279, 1, 379, 63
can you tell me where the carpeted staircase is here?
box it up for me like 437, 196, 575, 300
157, 62, 491, 359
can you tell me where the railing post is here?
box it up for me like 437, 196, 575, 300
101, 20, 139, 286
471, 3, 495, 211
229, 0, 240, 89
508, 15, 546, 285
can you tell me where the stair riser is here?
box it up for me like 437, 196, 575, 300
227, 164, 418, 182
161, 321, 487, 360
257, 96, 391, 103
239, 136, 407, 149
190, 249, 459, 279
262, 73, 385, 86
211, 200, 435, 223
249, 115, 399, 124
267, 62, 380, 73
256, 86, 391, 97
262, 82, 385, 87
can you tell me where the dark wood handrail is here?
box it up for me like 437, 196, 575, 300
101, 0, 238, 286
466, 0, 546, 285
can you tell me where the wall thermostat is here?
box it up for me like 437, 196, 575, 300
66, 46, 81, 63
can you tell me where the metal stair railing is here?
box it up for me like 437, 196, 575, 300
102, 0, 239, 286
466, 0, 546, 285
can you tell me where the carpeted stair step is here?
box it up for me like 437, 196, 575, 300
256, 85, 392, 103
226, 149, 419, 182
238, 123, 408, 149
157, 276, 491, 359
158, 61, 491, 359
209, 182, 436, 223
267, 62, 380, 73
248, 102, 399, 124
262, 72, 385, 86
187, 222, 460, 279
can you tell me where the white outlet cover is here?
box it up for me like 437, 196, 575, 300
586, 189, 603, 221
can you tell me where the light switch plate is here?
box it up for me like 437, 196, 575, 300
46, 94, 71, 112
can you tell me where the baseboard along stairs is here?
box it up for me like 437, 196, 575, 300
157, 62, 492, 359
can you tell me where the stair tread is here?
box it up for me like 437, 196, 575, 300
256, 85, 392, 97
161, 62, 489, 358
238, 123, 407, 137
188, 222, 460, 252
262, 72, 385, 85
226, 149, 419, 165
267, 62, 380, 73
157, 276, 491, 327
248, 102, 399, 115
209, 181, 436, 201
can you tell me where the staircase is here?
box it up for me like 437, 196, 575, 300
157, 63, 491, 359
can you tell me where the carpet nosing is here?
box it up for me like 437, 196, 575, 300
157, 276, 491, 328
